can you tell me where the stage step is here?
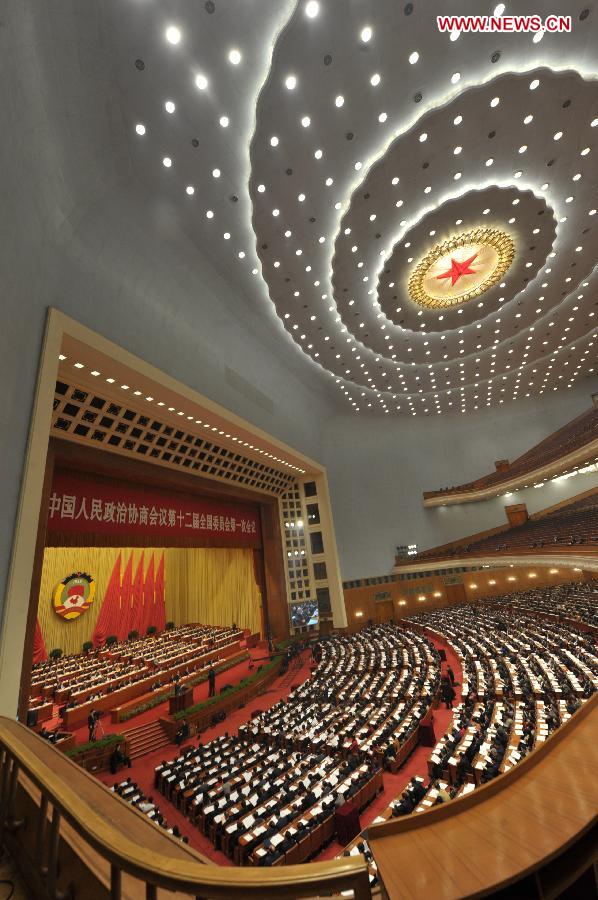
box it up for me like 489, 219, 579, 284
123, 720, 171, 760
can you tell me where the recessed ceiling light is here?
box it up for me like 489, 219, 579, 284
90, 370, 100, 377
529, 78, 540, 90
485, 158, 493, 166
490, 96, 500, 107
354, 160, 362, 170
581, 147, 591, 155
162, 156, 172, 168
298, 193, 305, 202
272, 208, 280, 216
378, 112, 387, 123
361, 26, 373, 42
453, 145, 462, 154
135, 123, 146, 136
270, 135, 279, 147
206, 209, 214, 218
533, 31, 543, 43
451, 72, 461, 84
305, 0, 319, 17
223, 232, 230, 239
335, 95, 345, 108
419, 132, 427, 142
370, 73, 381, 86
325, 177, 333, 186
454, 115, 463, 125
553, 131, 563, 140
228, 49, 242, 65
494, 3, 505, 13
164, 100, 176, 114
301, 115, 311, 127
195, 73, 208, 90
185, 185, 194, 195
285, 74, 297, 90
454, 172, 462, 180
165, 25, 181, 45
219, 115, 229, 128
409, 51, 419, 64
212, 168, 220, 178
519, 145, 527, 153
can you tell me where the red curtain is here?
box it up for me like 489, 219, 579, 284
32, 618, 48, 664
118, 554, 134, 641
129, 552, 145, 635
154, 552, 166, 631
92, 553, 122, 647
142, 554, 155, 634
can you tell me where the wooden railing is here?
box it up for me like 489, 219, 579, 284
0, 717, 371, 899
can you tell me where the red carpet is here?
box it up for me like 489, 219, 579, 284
93, 636, 462, 864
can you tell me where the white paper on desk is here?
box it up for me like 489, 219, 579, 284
254, 825, 266, 836
314, 786, 322, 798
226, 823, 238, 833
349, 846, 360, 856
271, 833, 284, 847
311, 805, 322, 815
203, 805, 215, 814
241, 785, 251, 795
338, 785, 348, 795
372, 816, 385, 824
256, 847, 266, 857
288, 826, 297, 836
242, 814, 255, 828
214, 814, 224, 824
230, 792, 239, 802
299, 819, 309, 827
281, 807, 291, 817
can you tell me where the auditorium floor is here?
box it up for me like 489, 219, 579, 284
95, 636, 462, 866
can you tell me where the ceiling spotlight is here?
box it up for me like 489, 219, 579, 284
360, 26, 373, 42
454, 115, 463, 125
219, 115, 229, 127
553, 131, 563, 140
195, 73, 208, 90
409, 51, 419, 64
285, 74, 297, 90
162, 156, 172, 168
270, 135, 279, 147
301, 115, 311, 127
524, 114, 533, 124
164, 100, 176, 114
494, 3, 505, 13
335, 95, 345, 108
165, 25, 181, 45
529, 78, 540, 90
453, 145, 462, 154
135, 123, 146, 135
490, 96, 500, 107
185, 185, 194, 195
378, 112, 387, 123
451, 72, 461, 84
212, 168, 221, 178
206, 209, 214, 218
305, 0, 319, 17
486, 158, 494, 166
370, 73, 381, 86
228, 48, 242, 65
533, 31, 543, 43
581, 147, 591, 155
314, 148, 323, 159
419, 132, 428, 142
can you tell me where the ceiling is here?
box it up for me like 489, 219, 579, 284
94, 0, 597, 416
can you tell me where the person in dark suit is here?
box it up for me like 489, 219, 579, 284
87, 710, 98, 742
208, 666, 216, 698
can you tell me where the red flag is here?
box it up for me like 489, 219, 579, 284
142, 554, 155, 635
32, 618, 48, 664
92, 554, 122, 647
118, 554, 134, 641
155, 552, 166, 632
129, 552, 145, 635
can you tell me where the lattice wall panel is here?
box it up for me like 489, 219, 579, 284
52, 381, 296, 497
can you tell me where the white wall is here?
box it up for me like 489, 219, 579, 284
322, 381, 598, 581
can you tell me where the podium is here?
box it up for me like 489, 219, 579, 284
169, 688, 193, 715
335, 800, 361, 845
419, 713, 436, 747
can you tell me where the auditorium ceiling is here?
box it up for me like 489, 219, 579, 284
92, 1, 597, 415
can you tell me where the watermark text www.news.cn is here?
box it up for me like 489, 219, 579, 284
437, 14, 571, 35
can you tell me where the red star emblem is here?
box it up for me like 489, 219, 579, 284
436, 251, 479, 287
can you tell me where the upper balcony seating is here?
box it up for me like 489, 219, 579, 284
425, 404, 598, 500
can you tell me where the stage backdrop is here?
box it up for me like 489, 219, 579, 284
37, 546, 261, 656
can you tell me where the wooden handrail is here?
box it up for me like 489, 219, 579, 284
0, 717, 371, 899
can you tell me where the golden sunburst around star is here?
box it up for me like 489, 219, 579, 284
407, 227, 515, 309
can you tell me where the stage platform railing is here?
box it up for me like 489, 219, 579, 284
0, 716, 371, 899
